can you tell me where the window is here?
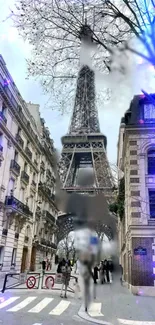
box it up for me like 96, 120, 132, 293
33, 173, 36, 182
130, 160, 137, 165
11, 248, 17, 266
17, 127, 21, 135
148, 149, 155, 174
129, 141, 137, 146
0, 246, 4, 265
1, 104, 7, 116
149, 190, 155, 218
29, 196, 34, 211
24, 162, 27, 172
20, 188, 25, 203
0, 133, 3, 145
8, 178, 15, 195
144, 104, 155, 120
130, 150, 137, 156
130, 178, 139, 183
130, 170, 138, 175
14, 150, 18, 162
27, 140, 30, 148
131, 191, 140, 196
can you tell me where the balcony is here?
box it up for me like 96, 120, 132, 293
25, 147, 32, 160
43, 210, 55, 224
0, 111, 7, 124
5, 196, 33, 218
21, 171, 29, 184
15, 134, 24, 148
10, 160, 20, 176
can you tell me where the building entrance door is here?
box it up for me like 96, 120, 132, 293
30, 246, 36, 271
21, 247, 28, 273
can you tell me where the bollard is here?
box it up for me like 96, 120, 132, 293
1, 274, 8, 293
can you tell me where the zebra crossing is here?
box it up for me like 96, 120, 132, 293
0, 295, 103, 317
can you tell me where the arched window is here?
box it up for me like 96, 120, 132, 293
148, 149, 155, 174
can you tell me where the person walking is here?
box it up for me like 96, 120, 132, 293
99, 261, 104, 284
41, 259, 46, 274
93, 265, 99, 284
60, 260, 72, 298
108, 260, 114, 283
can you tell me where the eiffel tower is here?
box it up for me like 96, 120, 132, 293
57, 24, 115, 242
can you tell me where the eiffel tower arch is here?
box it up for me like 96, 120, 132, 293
57, 25, 115, 243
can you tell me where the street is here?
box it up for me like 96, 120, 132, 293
1, 277, 155, 325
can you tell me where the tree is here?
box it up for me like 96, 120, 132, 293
57, 233, 76, 260
11, 1, 155, 111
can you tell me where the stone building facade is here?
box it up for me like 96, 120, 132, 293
0, 55, 57, 277
117, 93, 155, 296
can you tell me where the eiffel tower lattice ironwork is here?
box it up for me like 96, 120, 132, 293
57, 24, 115, 242
59, 64, 114, 195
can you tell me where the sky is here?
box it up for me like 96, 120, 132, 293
0, 0, 135, 165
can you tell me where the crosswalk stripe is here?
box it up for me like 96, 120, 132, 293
7, 297, 37, 312
49, 300, 71, 315
88, 302, 103, 317
28, 298, 53, 313
32, 324, 42, 325
118, 319, 155, 325
0, 297, 20, 309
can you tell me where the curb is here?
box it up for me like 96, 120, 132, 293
78, 304, 113, 325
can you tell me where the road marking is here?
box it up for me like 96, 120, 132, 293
118, 319, 155, 325
7, 296, 36, 312
88, 302, 104, 317
0, 297, 20, 309
49, 300, 71, 315
28, 298, 53, 313
32, 324, 42, 325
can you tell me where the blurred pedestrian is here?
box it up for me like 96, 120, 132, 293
60, 260, 72, 298
93, 265, 99, 284
42, 259, 46, 274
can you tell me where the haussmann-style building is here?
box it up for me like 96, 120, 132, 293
117, 93, 155, 296
0, 55, 58, 277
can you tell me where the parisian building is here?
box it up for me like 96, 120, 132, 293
117, 93, 155, 296
0, 55, 58, 277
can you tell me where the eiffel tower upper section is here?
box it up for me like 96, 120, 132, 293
59, 24, 114, 199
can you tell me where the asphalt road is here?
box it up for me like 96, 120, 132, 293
1, 277, 155, 325
0, 290, 87, 325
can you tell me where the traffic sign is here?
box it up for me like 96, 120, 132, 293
26, 276, 36, 289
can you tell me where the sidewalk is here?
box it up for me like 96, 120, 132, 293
89, 275, 155, 325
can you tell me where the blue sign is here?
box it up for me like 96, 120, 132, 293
90, 237, 98, 245
134, 246, 147, 256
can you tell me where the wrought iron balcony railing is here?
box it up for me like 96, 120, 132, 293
0, 111, 7, 124
5, 196, 33, 217
15, 134, 24, 148
21, 171, 29, 184
10, 160, 20, 175
25, 147, 32, 160
43, 210, 55, 224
